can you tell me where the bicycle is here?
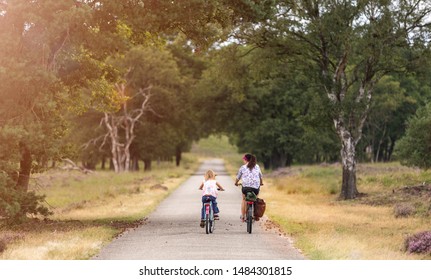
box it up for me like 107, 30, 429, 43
237, 183, 257, 234
245, 194, 255, 234
203, 197, 215, 234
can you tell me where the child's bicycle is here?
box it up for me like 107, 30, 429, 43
203, 197, 215, 234
237, 183, 257, 234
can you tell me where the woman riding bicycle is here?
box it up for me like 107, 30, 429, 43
234, 153, 263, 222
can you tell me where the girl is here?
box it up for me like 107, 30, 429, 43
198, 169, 225, 228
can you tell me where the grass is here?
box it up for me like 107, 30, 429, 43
0, 154, 199, 260
262, 162, 431, 260
2, 134, 431, 260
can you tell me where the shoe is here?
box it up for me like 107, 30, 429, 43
240, 215, 245, 222
255, 216, 260, 221
214, 214, 219, 220
200, 220, 205, 228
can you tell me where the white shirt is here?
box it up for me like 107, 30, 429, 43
202, 179, 218, 197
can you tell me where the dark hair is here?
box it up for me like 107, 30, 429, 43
244, 153, 257, 171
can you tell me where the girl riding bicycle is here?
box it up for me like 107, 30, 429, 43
234, 153, 263, 222
199, 169, 225, 228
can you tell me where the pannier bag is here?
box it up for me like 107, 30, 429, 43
254, 198, 266, 218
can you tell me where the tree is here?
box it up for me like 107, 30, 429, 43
195, 45, 326, 169
396, 103, 431, 169
100, 84, 153, 173
83, 45, 186, 172
0, 0, 91, 220
234, 0, 431, 199
360, 75, 416, 162
0, 0, 233, 220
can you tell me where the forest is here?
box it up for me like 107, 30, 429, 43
1, 0, 431, 221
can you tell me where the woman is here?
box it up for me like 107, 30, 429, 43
234, 153, 263, 222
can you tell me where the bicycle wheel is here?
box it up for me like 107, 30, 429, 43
209, 217, 215, 233
211, 207, 216, 233
247, 204, 253, 234
205, 214, 210, 234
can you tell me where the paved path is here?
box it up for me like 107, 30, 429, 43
93, 159, 304, 260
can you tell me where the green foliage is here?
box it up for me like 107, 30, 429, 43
195, 44, 340, 168
360, 75, 417, 162
0, 179, 52, 223
396, 104, 431, 170
2, 0, 431, 216
191, 134, 239, 157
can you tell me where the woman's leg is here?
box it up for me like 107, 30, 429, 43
241, 194, 246, 220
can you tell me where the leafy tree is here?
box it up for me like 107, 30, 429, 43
396, 103, 431, 170
0, 0, 91, 221
233, 0, 431, 199
195, 44, 337, 169
360, 75, 416, 162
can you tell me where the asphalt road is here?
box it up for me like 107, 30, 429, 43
93, 159, 305, 260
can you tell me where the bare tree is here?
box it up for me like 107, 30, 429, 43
99, 84, 155, 173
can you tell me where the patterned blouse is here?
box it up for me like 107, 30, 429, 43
236, 164, 262, 189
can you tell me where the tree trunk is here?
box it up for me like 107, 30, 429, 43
286, 153, 293, 167
175, 146, 182, 167
16, 142, 32, 193
270, 152, 286, 169
125, 147, 131, 172
132, 156, 140, 171
100, 86, 153, 173
263, 159, 271, 170
375, 124, 386, 163
339, 135, 359, 199
101, 157, 106, 170
387, 137, 396, 161
144, 158, 152, 171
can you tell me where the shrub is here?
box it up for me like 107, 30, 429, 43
0, 233, 25, 253
394, 203, 415, 218
0, 184, 52, 224
405, 231, 431, 254
0, 240, 6, 253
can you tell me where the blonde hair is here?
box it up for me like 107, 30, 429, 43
204, 169, 216, 181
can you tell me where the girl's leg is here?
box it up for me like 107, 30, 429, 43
201, 196, 207, 220
212, 197, 219, 214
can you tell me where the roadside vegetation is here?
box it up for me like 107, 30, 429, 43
0, 155, 198, 260
204, 136, 431, 260
1, 135, 430, 260
261, 163, 431, 260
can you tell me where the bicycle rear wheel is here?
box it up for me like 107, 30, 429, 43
247, 204, 253, 234
205, 214, 210, 234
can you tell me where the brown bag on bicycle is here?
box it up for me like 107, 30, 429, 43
254, 198, 266, 218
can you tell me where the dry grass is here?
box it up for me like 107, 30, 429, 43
0, 154, 199, 260
0, 226, 114, 260
262, 163, 431, 260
